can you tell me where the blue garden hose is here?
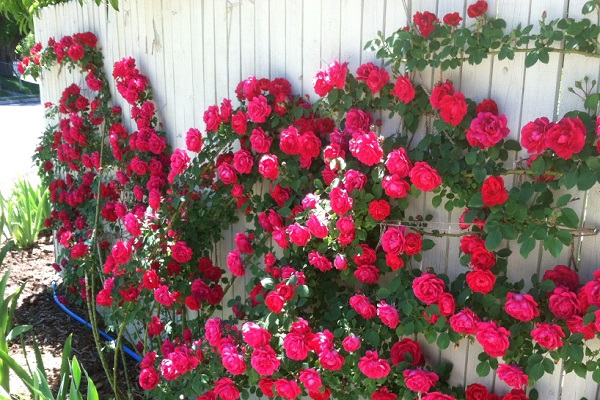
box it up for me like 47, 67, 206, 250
51, 281, 142, 362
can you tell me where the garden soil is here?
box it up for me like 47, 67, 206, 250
1, 238, 141, 399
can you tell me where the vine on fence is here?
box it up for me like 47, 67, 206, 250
21, 1, 600, 400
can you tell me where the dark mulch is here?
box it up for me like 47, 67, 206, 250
1, 239, 142, 399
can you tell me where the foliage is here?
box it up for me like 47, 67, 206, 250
21, 1, 600, 400
0, 179, 50, 250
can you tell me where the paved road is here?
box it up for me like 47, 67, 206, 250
0, 102, 44, 194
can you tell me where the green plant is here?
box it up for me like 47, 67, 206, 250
0, 179, 50, 250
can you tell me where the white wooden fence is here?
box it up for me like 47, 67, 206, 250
34, 0, 600, 398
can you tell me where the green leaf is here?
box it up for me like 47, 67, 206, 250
465, 151, 477, 165
555, 194, 572, 208
468, 193, 484, 208
296, 285, 310, 298
436, 332, 450, 350
577, 168, 598, 190
525, 50, 539, 68
584, 93, 600, 110
377, 287, 391, 299
543, 358, 555, 373
364, 330, 380, 347
568, 344, 584, 363
520, 237, 536, 258
71, 357, 82, 388
485, 229, 502, 250
544, 236, 563, 257
559, 208, 579, 229
528, 362, 545, 381
472, 166, 487, 183
582, 1, 597, 14
586, 156, 600, 172
593, 367, 600, 383
109, 0, 120, 11
476, 360, 490, 377
503, 139, 522, 151
6, 325, 32, 341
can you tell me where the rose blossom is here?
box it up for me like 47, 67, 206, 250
372, 386, 397, 400
309, 251, 333, 272
466, 112, 510, 148
466, 270, 496, 294
251, 347, 280, 376
542, 265, 579, 292
342, 334, 361, 352
549, 286, 580, 319
413, 11, 438, 37
481, 176, 508, 206
531, 323, 565, 350
139, 368, 160, 390
354, 264, 380, 284
226, 250, 245, 276
369, 200, 391, 221
274, 379, 302, 400
439, 92, 468, 126
247, 95, 271, 123
356, 62, 390, 94
520, 117, 553, 154
349, 131, 383, 166
469, 246, 495, 270
242, 322, 271, 348
430, 81, 455, 109
403, 369, 439, 393
358, 350, 391, 379
449, 308, 480, 334
496, 363, 528, 389
214, 378, 240, 400
409, 161, 442, 191
250, 128, 272, 153
421, 393, 456, 400
412, 273, 445, 304
345, 109, 373, 135
265, 291, 285, 313
329, 186, 353, 215
287, 223, 311, 246
505, 292, 539, 322
258, 154, 279, 180
377, 301, 400, 328
391, 73, 416, 103
344, 169, 367, 192
386, 147, 412, 177
382, 174, 411, 198
307, 214, 329, 238
438, 293, 456, 316
349, 294, 376, 319
233, 149, 254, 174
171, 241, 193, 263
186, 128, 203, 152
218, 162, 238, 185
443, 12, 462, 27
299, 369, 322, 392
476, 321, 510, 357
545, 117, 586, 159
381, 226, 405, 254
391, 338, 424, 366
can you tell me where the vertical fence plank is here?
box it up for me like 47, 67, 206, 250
285, 0, 303, 93
302, 0, 322, 98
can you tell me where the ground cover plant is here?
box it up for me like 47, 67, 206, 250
16, 1, 600, 399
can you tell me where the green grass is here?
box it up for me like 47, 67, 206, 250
0, 74, 40, 97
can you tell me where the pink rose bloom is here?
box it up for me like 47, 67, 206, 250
381, 227, 405, 254
186, 128, 203, 152
421, 393, 455, 400
466, 270, 496, 294
520, 117, 553, 154
391, 73, 416, 103
438, 293, 456, 316
385, 147, 412, 177
70, 242, 89, 259
409, 161, 442, 191
372, 387, 398, 400
382, 174, 411, 198
531, 323, 565, 350
250, 128, 272, 153
412, 273, 445, 304
283, 331, 310, 360
369, 199, 391, 221
231, 111, 248, 135
203, 105, 222, 132
204, 318, 222, 347
233, 149, 254, 174
319, 349, 345, 371
299, 369, 322, 392
476, 321, 510, 357
154, 285, 176, 307
354, 264, 380, 284
171, 241, 193, 264
358, 350, 391, 379
327, 61, 349, 89
344, 169, 367, 192
214, 378, 240, 400
170, 148, 190, 175
542, 265, 579, 292
356, 62, 390, 94
505, 292, 539, 322
329, 186, 353, 215
242, 322, 271, 348
496, 364, 528, 389
258, 154, 279, 180
251, 347, 280, 376
403, 369, 439, 393
226, 249, 245, 277
307, 214, 329, 239
287, 223, 311, 246
349, 294, 377, 319
414, 11, 438, 37
545, 117, 586, 159
377, 301, 400, 328
280, 126, 301, 155
549, 286, 580, 319
111, 241, 131, 265
345, 109, 373, 136
309, 251, 333, 272
466, 112, 510, 148
235, 232, 254, 254
274, 379, 302, 400
342, 334, 361, 352
222, 350, 247, 375
449, 308, 480, 334
247, 95, 272, 123
334, 254, 348, 270
349, 131, 383, 166
430, 81, 455, 109
218, 162, 238, 185
265, 291, 285, 313
138, 368, 159, 390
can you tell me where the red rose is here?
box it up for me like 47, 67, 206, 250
171, 241, 193, 264
258, 154, 279, 180
467, 0, 488, 18
369, 200, 391, 221
307, 215, 329, 239
214, 378, 240, 400
265, 291, 285, 313
496, 364, 528, 389
409, 161, 442, 191
531, 323, 565, 350
449, 308, 480, 334
259, 378, 276, 397
466, 112, 509, 148
476, 321, 510, 357
402, 369, 438, 393
319, 349, 345, 371
371, 386, 398, 400
505, 292, 539, 322
481, 176, 508, 206
421, 393, 455, 400
470, 246, 496, 270
381, 227, 405, 254
403, 233, 423, 256
476, 99, 498, 115
203, 105, 222, 132
342, 334, 361, 352
358, 350, 391, 379
443, 12, 462, 27
329, 186, 353, 215
566, 316, 596, 339
439, 92, 468, 126
503, 390, 528, 400
390, 338, 424, 366
465, 384, 489, 400
542, 265, 579, 292
356, 62, 390, 94
391, 73, 416, 103
377, 301, 399, 328
545, 117, 586, 159
520, 117, 553, 154
349, 294, 376, 319
274, 379, 301, 400
218, 162, 238, 185
247, 95, 272, 123
355, 264, 380, 284
70, 242, 89, 259
344, 169, 367, 192
466, 270, 496, 294
386, 147, 412, 177
250, 128, 272, 153
111, 241, 131, 265
382, 174, 411, 198
226, 249, 245, 277
270, 184, 290, 207
430, 81, 455, 109
345, 109, 373, 135
280, 126, 301, 154
251, 347, 280, 376
309, 251, 333, 272
412, 273, 445, 304
413, 11, 439, 37
139, 368, 160, 390
438, 293, 456, 316
549, 287, 580, 319
349, 131, 383, 166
